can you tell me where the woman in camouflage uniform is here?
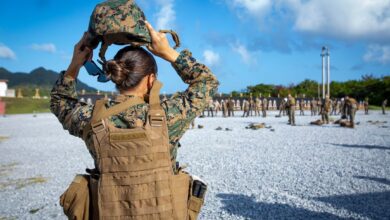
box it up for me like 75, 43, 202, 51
50, 22, 219, 173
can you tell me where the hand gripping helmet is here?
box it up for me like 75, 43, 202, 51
87, 0, 180, 63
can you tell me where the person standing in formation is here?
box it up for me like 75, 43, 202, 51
254, 97, 261, 116
222, 99, 228, 117
262, 97, 267, 118
278, 98, 286, 116
299, 99, 305, 116
363, 97, 369, 115
286, 94, 296, 126
331, 98, 338, 115
227, 97, 235, 117
317, 98, 322, 115
310, 98, 316, 116
382, 99, 387, 115
242, 99, 249, 117
214, 99, 221, 116
207, 99, 214, 117
321, 95, 331, 124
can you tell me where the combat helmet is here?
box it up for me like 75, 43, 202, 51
87, 0, 180, 63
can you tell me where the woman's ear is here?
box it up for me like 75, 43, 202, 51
148, 73, 156, 88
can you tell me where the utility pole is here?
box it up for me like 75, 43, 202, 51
321, 46, 331, 98
321, 47, 326, 99
327, 48, 330, 97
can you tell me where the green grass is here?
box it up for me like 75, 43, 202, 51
368, 105, 390, 110
1, 98, 50, 114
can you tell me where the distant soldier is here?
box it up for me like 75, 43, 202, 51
248, 97, 254, 116
227, 97, 235, 117
286, 94, 296, 125
339, 98, 345, 116
310, 98, 317, 116
321, 95, 332, 124
331, 98, 337, 115
254, 97, 261, 116
207, 99, 214, 117
343, 96, 358, 128
363, 97, 369, 115
382, 99, 388, 115
236, 99, 241, 111
222, 99, 228, 117
299, 99, 305, 116
242, 99, 249, 117
278, 98, 286, 116
261, 98, 268, 118
214, 100, 221, 116
317, 98, 322, 115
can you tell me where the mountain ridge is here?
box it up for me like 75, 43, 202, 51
0, 67, 97, 92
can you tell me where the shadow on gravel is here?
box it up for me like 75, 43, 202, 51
330, 143, 390, 150
354, 176, 390, 186
217, 193, 344, 219
315, 191, 390, 219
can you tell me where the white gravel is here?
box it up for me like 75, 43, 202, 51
0, 111, 389, 220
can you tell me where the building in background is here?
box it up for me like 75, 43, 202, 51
0, 80, 8, 97
0, 80, 16, 98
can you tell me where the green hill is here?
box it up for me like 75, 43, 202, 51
0, 67, 97, 97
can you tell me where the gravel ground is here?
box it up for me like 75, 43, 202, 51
0, 111, 389, 220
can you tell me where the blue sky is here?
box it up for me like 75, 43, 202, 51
0, 0, 389, 93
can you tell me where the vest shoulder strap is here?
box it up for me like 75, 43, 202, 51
149, 80, 163, 111
92, 96, 145, 123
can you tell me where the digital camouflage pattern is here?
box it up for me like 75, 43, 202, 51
50, 50, 219, 166
89, 0, 150, 43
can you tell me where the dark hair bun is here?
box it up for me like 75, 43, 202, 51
105, 60, 127, 86
105, 46, 158, 91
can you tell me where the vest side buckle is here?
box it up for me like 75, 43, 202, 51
149, 115, 164, 127
91, 120, 106, 133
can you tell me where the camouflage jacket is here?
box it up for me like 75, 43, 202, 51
50, 50, 219, 166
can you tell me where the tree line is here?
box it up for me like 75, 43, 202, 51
229, 75, 390, 105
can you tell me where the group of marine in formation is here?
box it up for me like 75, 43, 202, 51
196, 95, 388, 128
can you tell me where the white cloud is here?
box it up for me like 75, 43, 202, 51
292, 0, 390, 41
0, 44, 16, 60
230, 0, 272, 16
203, 50, 221, 67
231, 42, 256, 65
226, 0, 390, 42
155, 0, 176, 30
30, 43, 56, 53
363, 44, 390, 65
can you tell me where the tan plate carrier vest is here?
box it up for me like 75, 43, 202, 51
89, 80, 191, 219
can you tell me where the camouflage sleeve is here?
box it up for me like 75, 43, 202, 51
50, 72, 93, 139
163, 50, 219, 145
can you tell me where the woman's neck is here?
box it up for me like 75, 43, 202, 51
119, 89, 145, 99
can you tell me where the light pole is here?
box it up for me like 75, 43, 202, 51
321, 46, 331, 98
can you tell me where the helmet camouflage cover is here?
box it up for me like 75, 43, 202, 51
88, 0, 180, 63
88, 0, 150, 62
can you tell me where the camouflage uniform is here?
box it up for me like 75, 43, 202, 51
242, 100, 249, 117
227, 98, 235, 117
344, 97, 358, 128
321, 97, 331, 124
310, 99, 316, 116
363, 98, 369, 115
278, 98, 286, 116
207, 99, 214, 117
286, 96, 296, 125
50, 50, 219, 171
261, 98, 267, 118
299, 99, 305, 116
